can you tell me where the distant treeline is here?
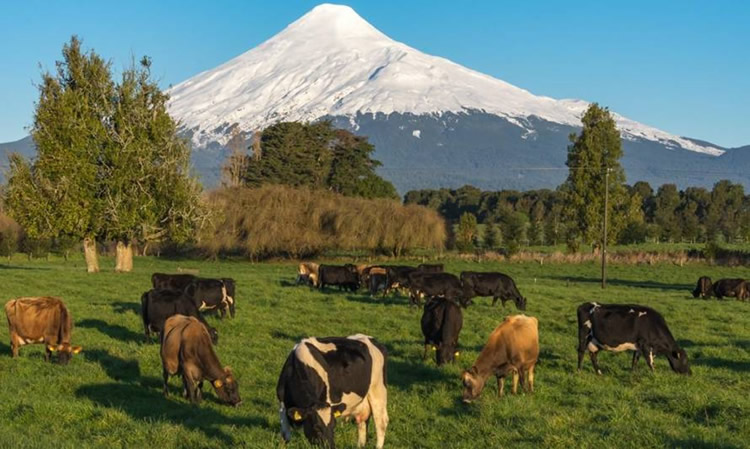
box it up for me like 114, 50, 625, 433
200, 185, 445, 258
404, 180, 750, 246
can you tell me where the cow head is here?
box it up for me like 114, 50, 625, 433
461, 367, 486, 403
514, 295, 527, 311
213, 366, 241, 406
287, 402, 346, 448
667, 348, 691, 375
47, 343, 82, 364
208, 326, 219, 345
436, 342, 459, 366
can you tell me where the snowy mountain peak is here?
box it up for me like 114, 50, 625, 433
167, 4, 724, 157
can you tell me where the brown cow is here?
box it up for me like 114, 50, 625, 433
5, 297, 82, 364
161, 314, 241, 406
297, 262, 320, 287
362, 266, 387, 295
461, 315, 539, 402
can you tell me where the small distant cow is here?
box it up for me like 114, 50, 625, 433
692, 276, 712, 299
318, 265, 360, 292
460, 271, 527, 310
408, 272, 469, 306
297, 262, 320, 287
461, 315, 539, 402
5, 297, 82, 364
161, 315, 240, 406
277, 334, 389, 449
711, 278, 749, 300
576, 302, 690, 375
383, 265, 418, 295
421, 297, 463, 365
183, 278, 237, 318
141, 289, 218, 344
152, 273, 196, 291
417, 263, 444, 274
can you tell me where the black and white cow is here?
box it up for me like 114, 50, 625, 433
460, 271, 526, 310
577, 302, 690, 375
277, 334, 388, 449
183, 278, 236, 318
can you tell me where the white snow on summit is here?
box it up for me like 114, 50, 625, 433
167, 3, 724, 156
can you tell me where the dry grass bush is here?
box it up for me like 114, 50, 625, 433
0, 212, 22, 258
199, 186, 446, 259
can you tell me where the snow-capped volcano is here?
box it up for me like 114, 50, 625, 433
168, 3, 723, 156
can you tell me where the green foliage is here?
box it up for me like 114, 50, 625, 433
501, 211, 528, 255
561, 103, 627, 248
455, 212, 478, 252
244, 122, 397, 199
482, 223, 500, 249
4, 37, 202, 252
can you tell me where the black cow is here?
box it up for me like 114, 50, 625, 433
692, 276, 712, 299
318, 265, 360, 292
460, 271, 527, 310
383, 265, 417, 294
711, 278, 748, 300
183, 278, 236, 318
576, 302, 690, 375
408, 272, 469, 306
277, 334, 389, 449
421, 297, 463, 365
151, 273, 196, 291
140, 289, 218, 344
416, 263, 444, 274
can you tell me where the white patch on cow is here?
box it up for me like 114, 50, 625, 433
317, 407, 332, 426
294, 338, 338, 408
279, 401, 292, 442
602, 342, 637, 352
220, 284, 234, 305
583, 320, 592, 329
587, 341, 599, 353
648, 351, 654, 367
589, 303, 600, 314
199, 301, 210, 311
638, 311, 647, 317
629, 309, 635, 313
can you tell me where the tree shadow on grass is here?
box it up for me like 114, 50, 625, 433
269, 330, 307, 343
111, 301, 140, 315
76, 382, 268, 445
82, 349, 141, 382
344, 294, 410, 307
667, 437, 743, 449
0, 264, 50, 271
542, 275, 691, 292
77, 319, 144, 344
693, 356, 750, 372
388, 358, 453, 390
0, 341, 10, 355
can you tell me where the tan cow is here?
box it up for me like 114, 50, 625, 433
161, 314, 241, 406
461, 315, 539, 402
297, 262, 320, 287
5, 297, 82, 364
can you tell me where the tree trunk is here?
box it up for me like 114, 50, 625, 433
83, 237, 99, 273
115, 241, 134, 273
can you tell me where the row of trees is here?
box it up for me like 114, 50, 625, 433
4, 37, 203, 272
221, 121, 398, 199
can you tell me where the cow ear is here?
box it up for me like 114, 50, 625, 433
288, 407, 305, 422
72, 346, 82, 354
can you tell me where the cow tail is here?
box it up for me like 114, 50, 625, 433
58, 304, 71, 345
141, 292, 150, 333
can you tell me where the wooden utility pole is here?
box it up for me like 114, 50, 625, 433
602, 166, 610, 289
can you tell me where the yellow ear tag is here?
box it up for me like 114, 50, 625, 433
47, 345, 56, 352
431, 346, 437, 351
455, 351, 460, 357
213, 379, 223, 388
72, 346, 82, 354
293, 411, 303, 421
334, 411, 342, 418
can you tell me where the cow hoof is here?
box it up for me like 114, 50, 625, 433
596, 370, 603, 375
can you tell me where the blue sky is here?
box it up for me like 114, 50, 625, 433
1, 0, 748, 147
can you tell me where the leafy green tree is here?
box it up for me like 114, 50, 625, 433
561, 103, 627, 249
501, 212, 528, 255
456, 212, 478, 251
482, 223, 500, 249
654, 184, 681, 242
328, 130, 397, 198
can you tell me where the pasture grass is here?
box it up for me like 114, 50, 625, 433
0, 256, 749, 448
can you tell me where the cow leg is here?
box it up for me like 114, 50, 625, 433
230, 302, 236, 318
44, 345, 52, 362
511, 369, 520, 394
496, 375, 505, 397
181, 376, 189, 399
631, 351, 641, 370
644, 348, 655, 372
527, 364, 535, 393
11, 340, 18, 358
589, 351, 603, 375
279, 402, 292, 442
357, 419, 368, 448
422, 344, 430, 361
368, 388, 388, 449
577, 348, 586, 371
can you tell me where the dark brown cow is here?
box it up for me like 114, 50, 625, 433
712, 278, 749, 300
161, 315, 240, 406
5, 297, 82, 364
152, 273, 196, 291
692, 276, 712, 299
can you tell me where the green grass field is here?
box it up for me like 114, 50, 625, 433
1, 256, 749, 448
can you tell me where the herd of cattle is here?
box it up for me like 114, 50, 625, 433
3, 263, 745, 448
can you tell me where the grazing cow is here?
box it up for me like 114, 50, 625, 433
183, 278, 237, 318
461, 315, 538, 402
5, 297, 82, 364
161, 315, 240, 406
141, 289, 218, 344
711, 278, 748, 300
417, 263, 444, 274
152, 273, 196, 291
318, 265, 360, 292
297, 262, 320, 287
692, 276, 712, 299
421, 297, 463, 365
576, 302, 690, 375
277, 334, 389, 449
383, 265, 417, 295
408, 272, 469, 306
361, 266, 387, 295
460, 271, 527, 310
